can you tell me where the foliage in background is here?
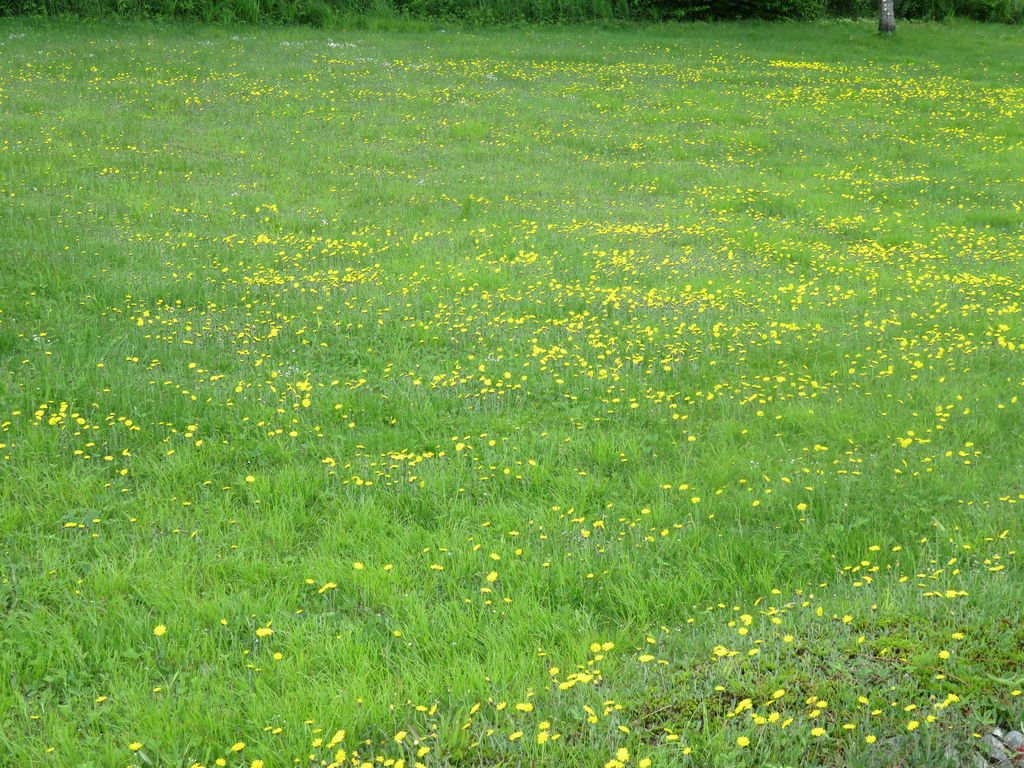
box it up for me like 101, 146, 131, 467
0, 0, 1021, 24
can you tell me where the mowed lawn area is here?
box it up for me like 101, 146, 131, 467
1, 18, 1023, 767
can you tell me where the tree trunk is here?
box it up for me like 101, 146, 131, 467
879, 0, 896, 32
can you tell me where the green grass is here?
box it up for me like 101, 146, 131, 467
1, 17, 1023, 768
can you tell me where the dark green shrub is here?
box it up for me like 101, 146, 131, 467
0, 0, 1016, 26
824, 0, 873, 17
895, 0, 1022, 21
643, 0, 827, 18
958, 0, 1023, 20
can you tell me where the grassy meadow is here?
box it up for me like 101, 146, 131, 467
1, 17, 1023, 768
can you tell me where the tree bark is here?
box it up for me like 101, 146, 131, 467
879, 0, 896, 32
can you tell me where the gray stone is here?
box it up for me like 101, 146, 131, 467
980, 733, 1011, 765
880, 735, 906, 751
1003, 730, 1024, 750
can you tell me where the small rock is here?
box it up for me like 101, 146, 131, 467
981, 733, 1011, 764
1003, 731, 1024, 751
880, 735, 906, 750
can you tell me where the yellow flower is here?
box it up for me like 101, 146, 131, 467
736, 736, 750, 747
153, 625, 166, 637
255, 627, 273, 638
230, 742, 245, 752
128, 742, 143, 751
